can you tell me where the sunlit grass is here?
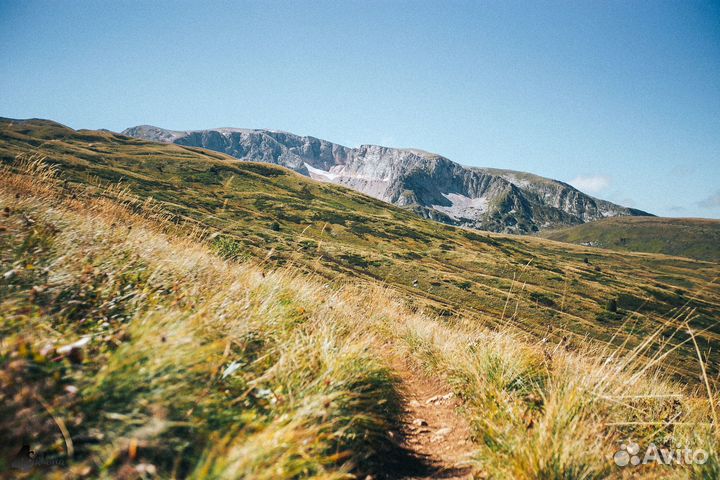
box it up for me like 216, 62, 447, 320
2, 119, 719, 384
2, 156, 719, 479
0, 158, 402, 478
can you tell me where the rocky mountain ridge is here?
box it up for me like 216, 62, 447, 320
121, 125, 652, 233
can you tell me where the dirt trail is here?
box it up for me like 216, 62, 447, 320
385, 357, 477, 480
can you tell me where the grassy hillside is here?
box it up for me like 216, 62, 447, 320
540, 216, 720, 263
3, 147, 720, 479
1, 118, 720, 387
1, 162, 402, 478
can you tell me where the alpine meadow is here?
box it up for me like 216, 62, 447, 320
2, 2, 720, 479
1, 118, 719, 479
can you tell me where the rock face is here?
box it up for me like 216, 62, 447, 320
121, 125, 652, 233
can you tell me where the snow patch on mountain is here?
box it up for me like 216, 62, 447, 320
432, 193, 489, 220
122, 125, 653, 233
304, 162, 340, 181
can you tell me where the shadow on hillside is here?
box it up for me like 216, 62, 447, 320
365, 432, 473, 479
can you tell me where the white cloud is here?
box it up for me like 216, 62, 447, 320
569, 175, 611, 194
698, 191, 720, 209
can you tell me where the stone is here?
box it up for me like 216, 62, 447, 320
123, 126, 650, 234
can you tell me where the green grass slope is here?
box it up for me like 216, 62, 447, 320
2, 118, 720, 384
0, 166, 413, 478
541, 216, 720, 263
3, 122, 720, 479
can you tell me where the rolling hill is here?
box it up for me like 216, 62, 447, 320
122, 124, 651, 234
541, 216, 720, 262
2, 117, 720, 478
1, 117, 718, 382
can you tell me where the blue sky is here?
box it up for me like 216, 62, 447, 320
1, 0, 719, 218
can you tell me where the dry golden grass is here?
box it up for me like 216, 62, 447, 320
3, 119, 719, 385
1, 157, 402, 478
1, 156, 719, 479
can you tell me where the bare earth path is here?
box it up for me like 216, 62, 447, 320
384, 357, 477, 480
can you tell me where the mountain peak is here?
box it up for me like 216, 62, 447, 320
122, 124, 651, 233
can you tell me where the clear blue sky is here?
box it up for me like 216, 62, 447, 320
1, 0, 719, 218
